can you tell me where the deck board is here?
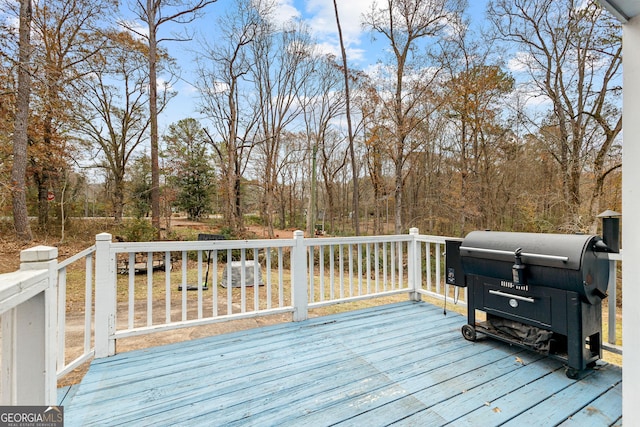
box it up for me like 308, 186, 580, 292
62, 301, 622, 426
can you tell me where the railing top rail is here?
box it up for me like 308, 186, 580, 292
415, 234, 459, 244
608, 251, 623, 261
0, 269, 50, 315
109, 238, 296, 253
303, 234, 413, 246
58, 245, 96, 270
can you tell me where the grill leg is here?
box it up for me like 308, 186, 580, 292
566, 292, 603, 374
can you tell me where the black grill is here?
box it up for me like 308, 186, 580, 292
446, 231, 612, 378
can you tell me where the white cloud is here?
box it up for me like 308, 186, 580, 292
313, 41, 367, 63
509, 82, 552, 109
300, 0, 377, 65
157, 77, 174, 92
508, 51, 534, 73
272, 0, 302, 27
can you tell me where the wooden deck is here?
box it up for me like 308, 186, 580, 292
59, 301, 622, 426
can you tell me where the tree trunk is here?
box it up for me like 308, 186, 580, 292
147, 0, 160, 237
307, 143, 317, 237
394, 155, 403, 233
333, 0, 359, 235
11, 0, 33, 243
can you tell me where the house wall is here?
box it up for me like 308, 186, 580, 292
622, 14, 640, 425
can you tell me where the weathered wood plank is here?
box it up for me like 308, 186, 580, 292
394, 356, 565, 425
502, 364, 622, 426
71, 306, 462, 424
63, 301, 622, 427
66, 302, 445, 423
281, 347, 539, 426
557, 382, 623, 426
73, 303, 446, 393
323, 348, 545, 426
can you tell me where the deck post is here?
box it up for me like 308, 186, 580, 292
95, 233, 116, 357
408, 228, 422, 301
0, 246, 58, 405
291, 230, 308, 321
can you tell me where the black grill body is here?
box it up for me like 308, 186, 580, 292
446, 231, 611, 378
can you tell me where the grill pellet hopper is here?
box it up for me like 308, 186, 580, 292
445, 231, 612, 378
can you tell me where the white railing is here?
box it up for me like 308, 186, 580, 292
93, 232, 303, 357
92, 229, 456, 357
56, 245, 96, 378
0, 228, 623, 398
604, 251, 623, 355
0, 246, 58, 405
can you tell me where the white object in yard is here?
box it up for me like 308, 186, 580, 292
221, 261, 264, 288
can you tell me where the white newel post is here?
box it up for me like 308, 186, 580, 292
0, 246, 58, 405
291, 230, 308, 321
95, 233, 116, 357
408, 228, 422, 301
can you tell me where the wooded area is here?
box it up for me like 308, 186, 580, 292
0, 0, 622, 241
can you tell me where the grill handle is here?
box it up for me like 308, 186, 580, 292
459, 246, 569, 263
488, 289, 535, 303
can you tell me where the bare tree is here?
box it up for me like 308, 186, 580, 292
298, 54, 346, 236
125, 0, 217, 236
439, 21, 514, 233
74, 31, 152, 222
197, 0, 260, 234
251, 13, 315, 237
488, 0, 622, 230
363, 0, 466, 232
333, 0, 360, 235
10, 0, 33, 242
29, 0, 115, 230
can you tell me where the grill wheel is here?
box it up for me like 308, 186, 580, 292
462, 324, 477, 341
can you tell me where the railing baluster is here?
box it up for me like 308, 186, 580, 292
226, 249, 232, 315
84, 253, 93, 354
608, 255, 619, 346
181, 251, 187, 322
212, 249, 218, 317
374, 243, 380, 293
391, 243, 396, 290
348, 244, 354, 297
254, 248, 260, 312
339, 244, 345, 299
435, 244, 441, 294
240, 249, 246, 313
426, 242, 432, 291
309, 246, 315, 303
278, 247, 284, 307
383, 242, 388, 291
366, 243, 371, 294
329, 245, 335, 301
147, 252, 153, 326
165, 251, 171, 324
266, 248, 272, 310
358, 244, 363, 295
197, 250, 203, 319
398, 242, 403, 288
128, 253, 135, 329
319, 245, 325, 302
57, 268, 67, 372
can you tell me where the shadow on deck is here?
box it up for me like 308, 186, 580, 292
59, 301, 622, 426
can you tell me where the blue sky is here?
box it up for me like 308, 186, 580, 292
156, 0, 490, 130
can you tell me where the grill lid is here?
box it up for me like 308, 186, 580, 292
460, 231, 601, 270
